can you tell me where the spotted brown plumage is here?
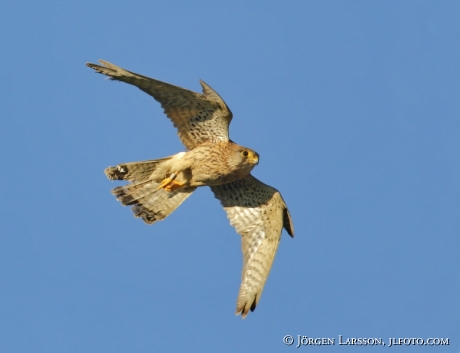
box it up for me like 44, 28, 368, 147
87, 60, 232, 150
87, 60, 294, 318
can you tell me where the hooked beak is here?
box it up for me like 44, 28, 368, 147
249, 154, 259, 165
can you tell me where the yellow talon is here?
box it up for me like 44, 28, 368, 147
163, 180, 185, 191
158, 173, 184, 191
158, 177, 174, 190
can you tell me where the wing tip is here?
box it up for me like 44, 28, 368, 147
199, 79, 230, 112
235, 294, 258, 319
86, 59, 119, 78
283, 207, 294, 238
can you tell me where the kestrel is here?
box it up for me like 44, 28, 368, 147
86, 60, 294, 318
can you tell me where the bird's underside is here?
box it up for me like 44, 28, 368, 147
87, 60, 294, 318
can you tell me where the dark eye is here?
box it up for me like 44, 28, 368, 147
241, 151, 249, 157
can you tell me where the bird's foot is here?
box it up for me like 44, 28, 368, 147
158, 173, 184, 192
164, 180, 185, 191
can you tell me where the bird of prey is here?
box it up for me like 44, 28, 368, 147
86, 60, 294, 318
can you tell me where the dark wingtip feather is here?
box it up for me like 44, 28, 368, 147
250, 295, 257, 312
283, 208, 294, 238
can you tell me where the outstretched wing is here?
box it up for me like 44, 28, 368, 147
211, 175, 294, 318
86, 60, 232, 150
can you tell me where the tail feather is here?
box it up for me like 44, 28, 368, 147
111, 180, 154, 206
105, 158, 171, 182
109, 177, 195, 224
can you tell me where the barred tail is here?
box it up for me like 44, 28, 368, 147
104, 158, 172, 183
110, 179, 195, 224
105, 159, 195, 224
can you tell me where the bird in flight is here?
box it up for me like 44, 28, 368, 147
86, 60, 294, 318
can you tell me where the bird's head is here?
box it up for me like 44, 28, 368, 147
229, 146, 259, 171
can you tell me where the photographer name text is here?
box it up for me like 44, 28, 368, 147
283, 335, 450, 348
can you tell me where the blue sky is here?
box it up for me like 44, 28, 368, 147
1, 1, 459, 352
